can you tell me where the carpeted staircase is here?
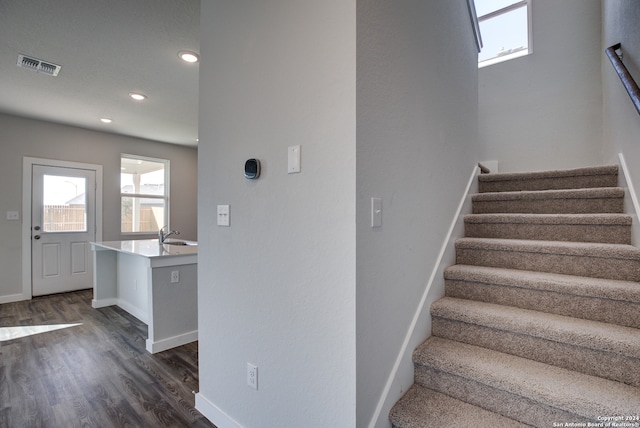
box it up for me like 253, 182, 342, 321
389, 165, 640, 427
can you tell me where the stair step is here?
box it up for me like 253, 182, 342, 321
413, 337, 640, 426
456, 238, 640, 281
389, 384, 529, 428
431, 297, 640, 387
444, 265, 640, 328
478, 165, 618, 193
472, 187, 625, 214
464, 213, 632, 244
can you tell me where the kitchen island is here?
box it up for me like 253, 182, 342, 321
91, 239, 197, 353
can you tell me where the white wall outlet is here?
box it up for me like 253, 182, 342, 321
171, 270, 180, 283
6, 211, 19, 220
247, 363, 258, 390
217, 205, 230, 226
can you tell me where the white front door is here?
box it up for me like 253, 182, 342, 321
31, 165, 96, 296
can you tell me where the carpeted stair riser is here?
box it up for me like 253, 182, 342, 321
431, 297, 640, 387
444, 277, 640, 329
390, 165, 640, 428
477, 165, 619, 193
389, 385, 529, 428
472, 188, 625, 214
415, 365, 589, 427
412, 337, 640, 426
456, 238, 640, 281
464, 214, 632, 244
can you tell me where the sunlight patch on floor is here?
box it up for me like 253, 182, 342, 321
0, 323, 82, 341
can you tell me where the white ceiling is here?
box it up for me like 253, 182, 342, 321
0, 0, 199, 147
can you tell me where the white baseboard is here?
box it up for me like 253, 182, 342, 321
92, 298, 148, 325
367, 164, 480, 428
146, 330, 198, 354
0, 292, 29, 304
617, 153, 640, 246
114, 299, 148, 324
91, 297, 118, 308
195, 392, 243, 428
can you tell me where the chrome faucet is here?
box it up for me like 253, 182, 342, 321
159, 226, 180, 243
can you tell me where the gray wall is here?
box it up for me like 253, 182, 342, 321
479, 0, 603, 172
0, 113, 197, 302
602, 0, 640, 173
356, 1, 479, 426
197, 1, 356, 427
196, 1, 478, 427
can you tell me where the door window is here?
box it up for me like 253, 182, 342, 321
42, 175, 87, 232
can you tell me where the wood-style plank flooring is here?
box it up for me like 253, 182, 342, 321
0, 289, 216, 428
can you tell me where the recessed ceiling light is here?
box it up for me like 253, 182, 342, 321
178, 51, 199, 63
100, 117, 113, 123
129, 92, 147, 101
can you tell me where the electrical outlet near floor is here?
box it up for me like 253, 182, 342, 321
247, 363, 258, 390
171, 270, 179, 283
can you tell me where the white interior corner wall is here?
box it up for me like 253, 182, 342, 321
478, 0, 603, 173
356, 1, 479, 427
602, 0, 640, 199
0, 113, 197, 303
196, 1, 356, 427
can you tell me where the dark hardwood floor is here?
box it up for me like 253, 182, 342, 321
0, 289, 216, 428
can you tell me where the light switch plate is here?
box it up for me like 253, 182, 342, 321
6, 211, 19, 220
288, 145, 301, 174
217, 205, 230, 226
371, 198, 382, 228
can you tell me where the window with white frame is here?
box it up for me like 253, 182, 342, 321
476, 0, 532, 68
120, 154, 169, 234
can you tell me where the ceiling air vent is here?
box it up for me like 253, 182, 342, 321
16, 54, 61, 77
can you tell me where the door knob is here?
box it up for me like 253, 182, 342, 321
34, 226, 41, 231
34, 235, 41, 240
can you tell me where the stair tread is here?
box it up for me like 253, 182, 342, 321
431, 297, 640, 358
414, 337, 640, 418
465, 213, 632, 225
473, 187, 624, 202
396, 165, 639, 426
457, 237, 640, 260
478, 165, 618, 184
445, 264, 640, 303
389, 384, 530, 428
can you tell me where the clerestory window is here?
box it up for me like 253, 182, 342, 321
476, 0, 532, 68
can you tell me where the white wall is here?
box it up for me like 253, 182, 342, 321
479, 0, 603, 172
356, 1, 479, 426
196, 1, 356, 427
602, 1, 640, 173
0, 113, 197, 302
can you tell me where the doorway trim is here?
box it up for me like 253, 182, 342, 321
22, 157, 103, 300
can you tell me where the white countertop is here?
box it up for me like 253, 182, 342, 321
92, 239, 198, 259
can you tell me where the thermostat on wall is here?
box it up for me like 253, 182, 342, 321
244, 158, 261, 179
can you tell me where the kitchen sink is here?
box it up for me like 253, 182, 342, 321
162, 240, 196, 246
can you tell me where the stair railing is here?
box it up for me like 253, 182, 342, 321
606, 43, 640, 116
